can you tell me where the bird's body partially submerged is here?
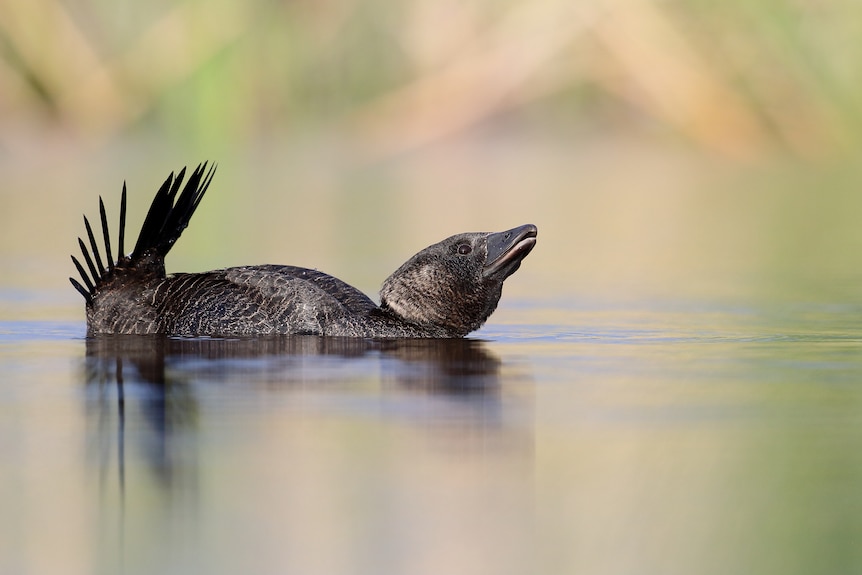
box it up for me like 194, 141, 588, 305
71, 164, 537, 338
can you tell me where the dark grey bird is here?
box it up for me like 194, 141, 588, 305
70, 164, 537, 337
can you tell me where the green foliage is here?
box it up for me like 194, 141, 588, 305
2, 0, 862, 157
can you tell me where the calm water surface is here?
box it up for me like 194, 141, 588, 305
5, 143, 862, 573
3, 296, 862, 575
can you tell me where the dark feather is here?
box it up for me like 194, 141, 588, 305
69, 277, 91, 302
78, 238, 99, 285
71, 255, 94, 292
132, 170, 179, 258
118, 184, 127, 262
84, 216, 105, 276
99, 197, 113, 271
71, 163, 215, 304
131, 163, 215, 261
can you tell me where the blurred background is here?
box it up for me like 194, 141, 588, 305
3, 0, 862, 157
5, 3, 862, 575
3, 0, 862, 313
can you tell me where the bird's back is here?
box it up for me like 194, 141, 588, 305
88, 265, 381, 336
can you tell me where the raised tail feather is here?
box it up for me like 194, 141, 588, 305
70, 163, 217, 302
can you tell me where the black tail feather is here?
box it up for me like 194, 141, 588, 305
77, 237, 99, 284
70, 253, 94, 306
69, 276, 91, 302
70, 162, 215, 302
99, 197, 113, 271
132, 163, 215, 261
71, 255, 94, 293
118, 184, 127, 262
84, 216, 106, 277
131, 167, 185, 258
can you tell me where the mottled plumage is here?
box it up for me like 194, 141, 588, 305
71, 164, 537, 338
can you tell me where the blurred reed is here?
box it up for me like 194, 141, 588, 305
0, 0, 860, 158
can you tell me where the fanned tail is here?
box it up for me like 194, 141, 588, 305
70, 163, 216, 302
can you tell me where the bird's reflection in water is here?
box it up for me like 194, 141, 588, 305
83, 335, 508, 493
83, 336, 534, 573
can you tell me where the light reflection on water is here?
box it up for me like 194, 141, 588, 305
79, 333, 534, 575
5, 139, 862, 573
3, 298, 862, 574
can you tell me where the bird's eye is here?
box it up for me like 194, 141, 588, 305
457, 244, 472, 255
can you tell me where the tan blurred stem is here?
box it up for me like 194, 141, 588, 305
0, 0, 244, 141
351, 0, 769, 160
0, 0, 124, 131
591, 0, 766, 159
349, 0, 601, 157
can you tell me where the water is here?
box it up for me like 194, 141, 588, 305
3, 298, 862, 575
4, 139, 862, 573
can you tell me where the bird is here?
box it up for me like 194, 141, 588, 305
70, 163, 537, 338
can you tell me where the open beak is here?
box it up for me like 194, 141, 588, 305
483, 224, 537, 279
